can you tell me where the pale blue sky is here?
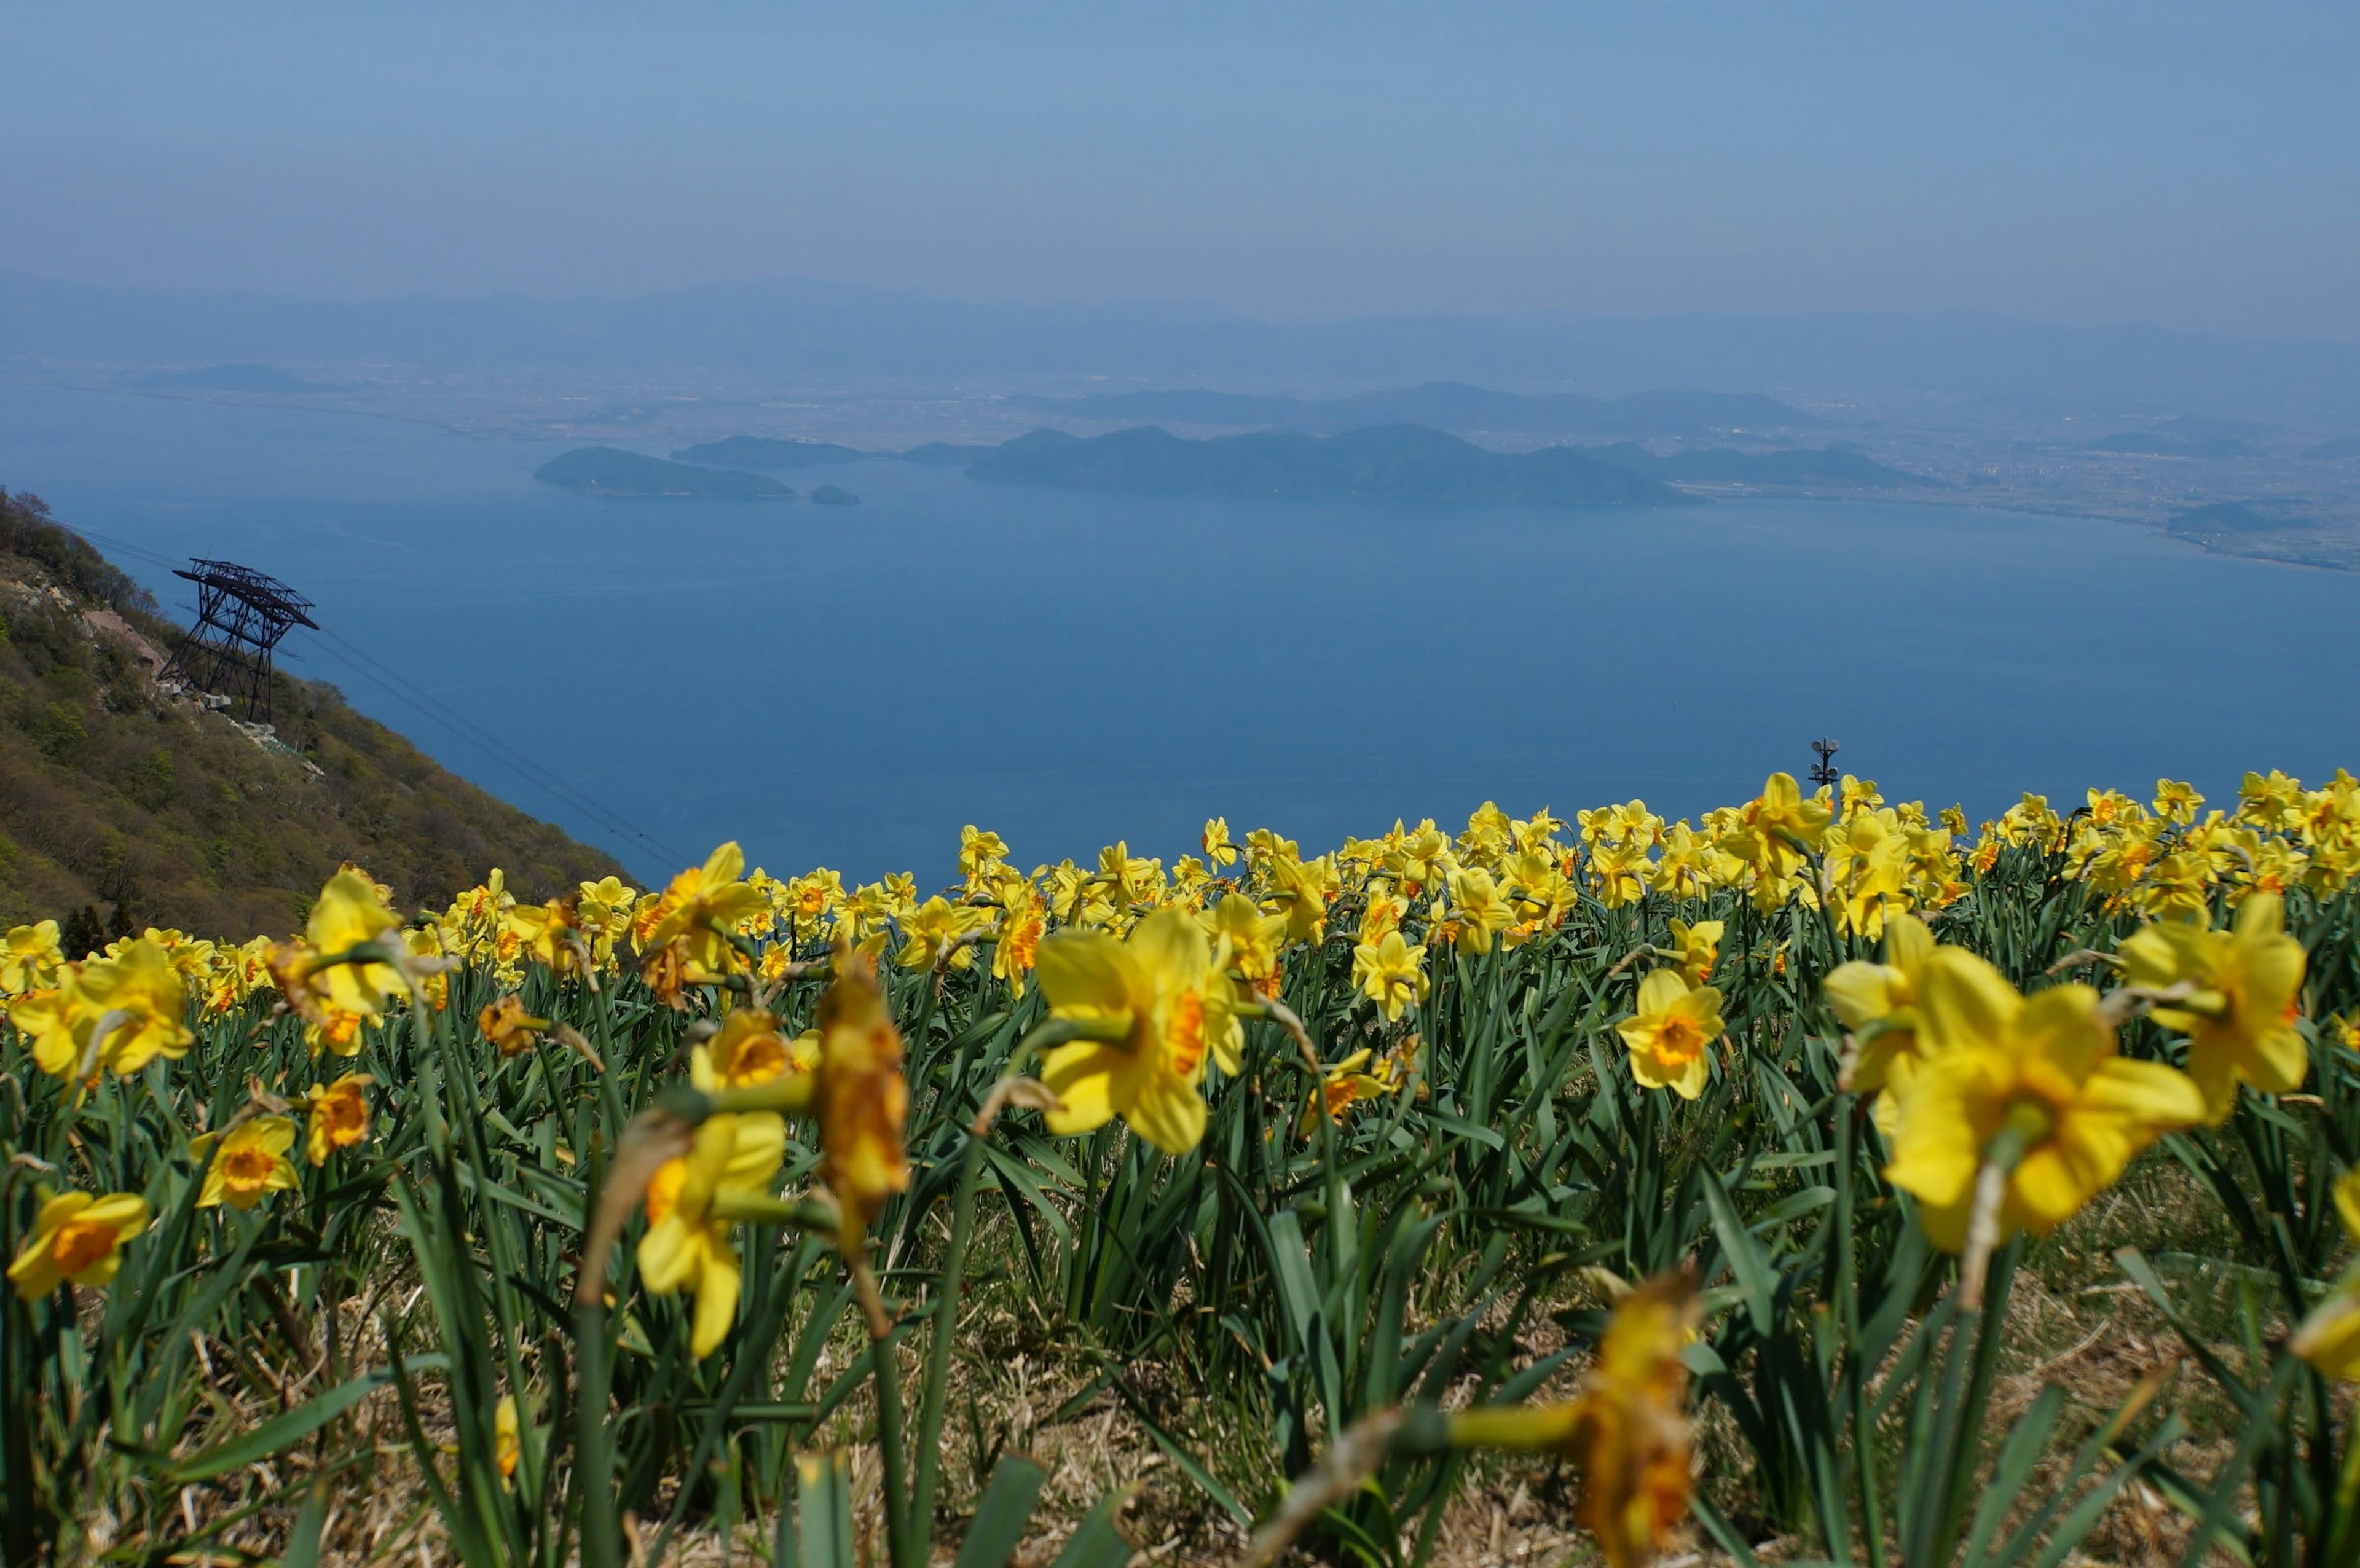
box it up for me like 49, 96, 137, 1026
6, 2, 2356, 336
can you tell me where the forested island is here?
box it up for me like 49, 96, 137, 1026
533, 447, 792, 498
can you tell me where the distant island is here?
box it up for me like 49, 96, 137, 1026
669, 435, 867, 468
809, 484, 861, 506
1011, 382, 1823, 438
534, 447, 792, 498
1582, 442, 1938, 488
965, 425, 1680, 508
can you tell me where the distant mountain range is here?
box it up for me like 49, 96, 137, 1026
969, 426, 1680, 508
1010, 382, 1821, 437
8, 270, 2360, 418
670, 435, 867, 468
2303, 436, 2360, 461
534, 447, 791, 498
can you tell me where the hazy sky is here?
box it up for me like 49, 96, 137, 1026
7, 2, 2357, 337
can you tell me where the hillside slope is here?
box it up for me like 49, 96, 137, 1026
0, 489, 621, 941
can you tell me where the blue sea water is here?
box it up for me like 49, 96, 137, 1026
4, 374, 2358, 887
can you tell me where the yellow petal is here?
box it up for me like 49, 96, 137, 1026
1825, 961, 1900, 1029
690, 1233, 742, 1358
1634, 969, 1688, 1016
1036, 932, 1137, 1014
1039, 1040, 1144, 1135
1885, 914, 1935, 974
1913, 950, 2020, 1056
1122, 1066, 1208, 1156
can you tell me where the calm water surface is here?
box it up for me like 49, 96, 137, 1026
4, 375, 2357, 884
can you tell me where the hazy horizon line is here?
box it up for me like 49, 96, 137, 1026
8, 265, 2358, 352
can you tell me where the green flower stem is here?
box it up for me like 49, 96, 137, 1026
573, 1295, 619, 1568
872, 1315, 913, 1568
907, 1113, 992, 1546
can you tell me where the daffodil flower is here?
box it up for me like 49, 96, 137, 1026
1881, 952, 2205, 1251
638, 1111, 787, 1357
1299, 1047, 1404, 1134
305, 869, 407, 1016
1824, 912, 1938, 1099
2120, 890, 2308, 1122
813, 957, 911, 1239
192, 1116, 302, 1210
1616, 970, 1726, 1099
1352, 930, 1430, 1022
7, 1188, 150, 1299
7, 938, 194, 1084
1443, 1273, 1699, 1568
1036, 910, 1230, 1156
1665, 919, 1724, 987
1, 920, 64, 997
302, 1073, 374, 1165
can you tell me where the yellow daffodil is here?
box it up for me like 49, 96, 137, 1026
1650, 823, 1725, 901
1616, 970, 1726, 1099
1589, 838, 1652, 909
992, 877, 1046, 997
1036, 909, 1229, 1155
495, 1395, 522, 1484
2152, 779, 2204, 825
194, 1116, 302, 1210
2120, 892, 2308, 1122
478, 995, 547, 1056
1665, 919, 1724, 987
693, 1009, 802, 1090
7, 1189, 150, 1299
812, 957, 911, 1239
1721, 772, 1833, 901
1203, 892, 1288, 995
1201, 817, 1238, 868
1264, 854, 1336, 944
896, 896, 988, 972
959, 823, 1010, 874
1446, 1272, 1699, 1568
1385, 820, 1456, 895
1299, 1047, 1403, 1133
2, 920, 63, 996
1881, 955, 2205, 1251
642, 842, 768, 984
1352, 930, 1430, 1022
1823, 912, 1938, 1097
305, 869, 406, 1017
576, 876, 639, 962
505, 898, 585, 975
302, 1073, 373, 1164
638, 1111, 787, 1358
9, 939, 194, 1084
1445, 868, 1514, 955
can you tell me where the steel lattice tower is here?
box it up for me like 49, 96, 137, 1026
159, 560, 318, 725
